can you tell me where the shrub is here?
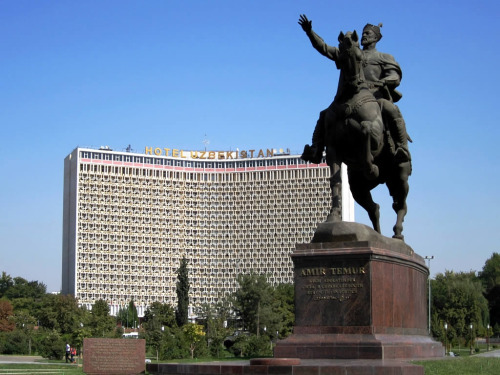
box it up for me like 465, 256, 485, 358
38, 331, 65, 360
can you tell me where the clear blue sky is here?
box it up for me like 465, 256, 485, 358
1, 0, 499, 292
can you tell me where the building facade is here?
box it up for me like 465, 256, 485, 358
62, 146, 354, 316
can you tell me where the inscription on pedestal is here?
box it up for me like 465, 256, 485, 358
83, 338, 145, 375
301, 266, 366, 302
294, 260, 370, 326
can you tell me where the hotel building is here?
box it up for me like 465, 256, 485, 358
62, 146, 354, 316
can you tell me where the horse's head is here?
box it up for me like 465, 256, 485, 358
338, 30, 362, 60
336, 30, 365, 91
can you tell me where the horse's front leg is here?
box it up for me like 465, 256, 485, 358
387, 161, 411, 240
325, 161, 342, 223
360, 121, 379, 180
392, 201, 407, 240
349, 172, 381, 233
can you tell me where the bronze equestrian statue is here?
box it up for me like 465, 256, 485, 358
298, 15, 412, 240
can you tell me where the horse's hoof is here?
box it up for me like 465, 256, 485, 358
325, 211, 341, 223
392, 234, 404, 241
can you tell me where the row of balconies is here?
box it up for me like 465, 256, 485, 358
76, 275, 292, 293
80, 169, 327, 182
76, 202, 329, 212
78, 173, 326, 188
76, 246, 301, 256
77, 230, 313, 239
78, 179, 329, 193
77, 257, 293, 268
75, 217, 325, 228
75, 224, 318, 234
76, 238, 297, 247
77, 230, 315, 240
77, 252, 295, 262
77, 205, 328, 215
76, 246, 307, 257
79, 180, 330, 194
77, 194, 329, 206
75, 210, 327, 222
76, 213, 325, 225
76, 205, 328, 217
77, 260, 296, 270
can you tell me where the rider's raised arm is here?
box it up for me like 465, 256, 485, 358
299, 15, 339, 62
306, 30, 339, 62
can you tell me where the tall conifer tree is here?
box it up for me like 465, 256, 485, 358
175, 257, 190, 326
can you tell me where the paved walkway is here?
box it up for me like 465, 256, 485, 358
0, 355, 76, 365
0, 355, 44, 363
476, 348, 500, 357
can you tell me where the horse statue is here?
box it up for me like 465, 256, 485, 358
302, 30, 412, 240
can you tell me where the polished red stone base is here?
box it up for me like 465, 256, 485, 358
147, 359, 424, 374
274, 222, 444, 360
250, 358, 301, 365
274, 333, 443, 359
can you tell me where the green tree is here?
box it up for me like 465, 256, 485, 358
232, 273, 273, 335
143, 302, 176, 331
37, 294, 60, 330
0, 272, 14, 298
1, 329, 29, 355
478, 252, 500, 327
12, 310, 37, 354
183, 323, 206, 358
175, 257, 190, 327
431, 271, 489, 341
4, 277, 46, 300
159, 326, 189, 359
196, 301, 231, 357
479, 252, 500, 290
272, 283, 295, 338
88, 299, 115, 337
142, 302, 177, 360
116, 300, 139, 329
38, 330, 65, 360
52, 294, 85, 335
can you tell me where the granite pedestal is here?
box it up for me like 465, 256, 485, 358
274, 222, 444, 361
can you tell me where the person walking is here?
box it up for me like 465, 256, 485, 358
65, 343, 70, 363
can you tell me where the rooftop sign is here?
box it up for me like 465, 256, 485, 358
144, 147, 290, 160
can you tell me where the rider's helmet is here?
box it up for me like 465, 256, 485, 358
362, 23, 383, 41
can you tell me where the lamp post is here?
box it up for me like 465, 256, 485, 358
487, 324, 490, 351
444, 323, 448, 355
469, 324, 474, 355
424, 256, 434, 335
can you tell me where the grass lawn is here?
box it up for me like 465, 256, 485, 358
414, 357, 500, 375
1, 356, 499, 375
0, 363, 84, 373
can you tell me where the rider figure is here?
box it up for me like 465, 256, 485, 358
299, 15, 411, 165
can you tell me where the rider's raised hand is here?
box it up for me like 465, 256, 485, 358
298, 14, 312, 32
